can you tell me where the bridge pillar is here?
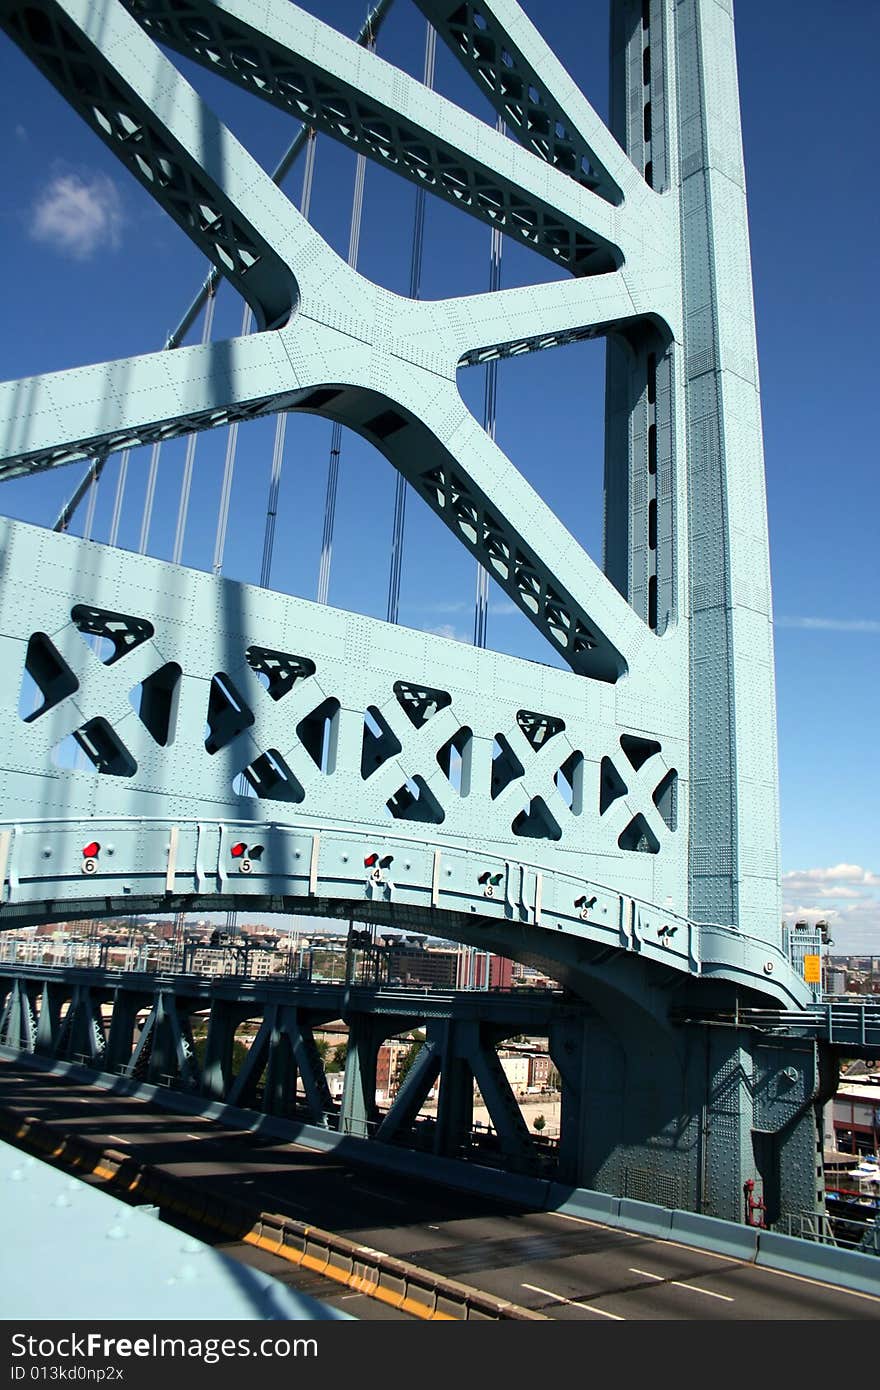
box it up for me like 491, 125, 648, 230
551, 1009, 837, 1224
339, 1015, 390, 1139
201, 1001, 245, 1100
227, 1003, 334, 1123
751, 1038, 838, 1226
105, 991, 144, 1074
59, 984, 106, 1067
431, 1020, 473, 1163
34, 983, 64, 1056
417, 1019, 539, 1172
128, 992, 199, 1091
262, 1023, 297, 1119
0, 979, 37, 1052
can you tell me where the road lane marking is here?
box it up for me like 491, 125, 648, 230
629, 1267, 734, 1302
521, 1283, 625, 1320
671, 1280, 733, 1302
547, 1211, 637, 1235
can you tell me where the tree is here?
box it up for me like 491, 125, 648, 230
533, 1114, 546, 1133
326, 1040, 348, 1073
394, 1038, 425, 1093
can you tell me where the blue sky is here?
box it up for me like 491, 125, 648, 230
0, 1, 877, 952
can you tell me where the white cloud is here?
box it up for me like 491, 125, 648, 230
420, 600, 517, 617
29, 171, 124, 261
15, 124, 27, 143
783, 864, 880, 890
776, 616, 880, 633
423, 623, 468, 643
782, 864, 880, 951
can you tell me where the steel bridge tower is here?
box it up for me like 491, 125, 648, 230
0, 0, 833, 1224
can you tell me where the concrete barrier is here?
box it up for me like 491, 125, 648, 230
617, 1197, 675, 1238
544, 1182, 620, 1225
670, 1209, 759, 1260
756, 1229, 880, 1297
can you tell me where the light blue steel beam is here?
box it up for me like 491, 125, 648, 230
121, 0, 632, 275
0, 1140, 351, 1319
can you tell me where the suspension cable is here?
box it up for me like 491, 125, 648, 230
316, 55, 372, 607
108, 448, 129, 548
259, 128, 318, 591
82, 460, 100, 541
211, 305, 251, 576
474, 124, 506, 650
386, 21, 436, 626
171, 284, 217, 565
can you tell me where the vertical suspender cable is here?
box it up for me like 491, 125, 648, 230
172, 284, 217, 565
474, 120, 505, 650
386, 21, 436, 626
138, 440, 163, 555
259, 128, 318, 590
53, 453, 106, 533
316, 43, 373, 607
82, 460, 100, 541
108, 448, 129, 548
212, 303, 252, 575
260, 412, 288, 589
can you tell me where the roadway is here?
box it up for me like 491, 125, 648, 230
1, 1059, 878, 1321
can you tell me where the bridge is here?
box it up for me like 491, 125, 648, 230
0, 0, 862, 1241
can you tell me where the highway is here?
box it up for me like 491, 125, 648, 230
1, 1059, 879, 1321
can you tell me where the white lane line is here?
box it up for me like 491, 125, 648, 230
521, 1283, 625, 1320
186, 1133, 207, 1140
671, 1281, 734, 1302
629, 1267, 734, 1302
107, 1135, 127, 1144
547, 1211, 637, 1236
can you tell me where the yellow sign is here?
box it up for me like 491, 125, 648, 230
803, 954, 821, 984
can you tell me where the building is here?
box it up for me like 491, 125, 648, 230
386, 942, 458, 988
827, 1077, 880, 1156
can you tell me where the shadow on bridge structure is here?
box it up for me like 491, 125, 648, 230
0, 0, 857, 1227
